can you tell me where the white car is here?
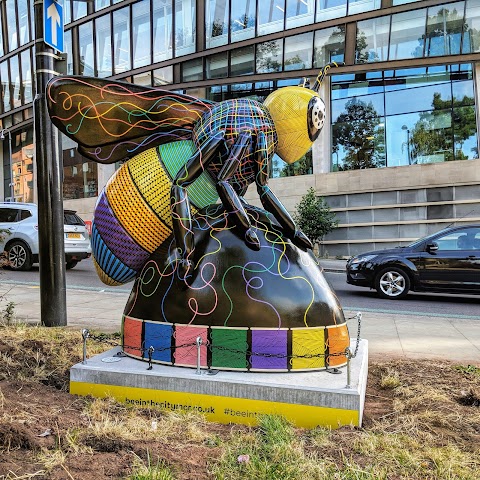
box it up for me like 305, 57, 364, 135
0, 202, 91, 270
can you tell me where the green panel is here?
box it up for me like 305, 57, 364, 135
159, 140, 218, 208
211, 328, 248, 369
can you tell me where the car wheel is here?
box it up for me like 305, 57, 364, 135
66, 260, 78, 270
7, 240, 33, 271
375, 267, 410, 300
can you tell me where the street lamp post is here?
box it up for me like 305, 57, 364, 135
0, 129, 14, 200
33, 0, 67, 327
402, 125, 411, 165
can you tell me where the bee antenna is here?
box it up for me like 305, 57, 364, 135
312, 61, 345, 92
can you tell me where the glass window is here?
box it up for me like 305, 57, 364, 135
314, 25, 345, 68
317, 0, 346, 22
64, 0, 72, 24
95, 15, 112, 78
64, 29, 73, 74
9, 128, 34, 203
452, 80, 475, 106
284, 33, 313, 71
0, 208, 19, 222
230, 45, 255, 76
132, 0, 151, 69
182, 58, 203, 82
113, 7, 131, 74
78, 21, 94, 76
0, 61, 10, 113
133, 72, 152, 86
206, 0, 229, 48
348, 0, 381, 15
392, 0, 421, 4
6, 0, 18, 51
95, 0, 111, 11
175, 0, 196, 57
453, 106, 478, 159
10, 56, 21, 110
230, 0, 256, 43
463, 0, 480, 53
389, 10, 426, 60
256, 40, 283, 73
356, 17, 390, 63
206, 51, 228, 79
286, 0, 314, 30
18, 0, 30, 46
153, 66, 173, 86
0, 13, 3, 57
72, 0, 88, 20
258, 1, 285, 36
425, 2, 465, 57
20, 49, 32, 104
62, 141, 98, 199
153, 1, 173, 62
434, 228, 480, 250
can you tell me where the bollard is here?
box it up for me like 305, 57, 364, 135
147, 346, 155, 370
82, 329, 90, 364
196, 336, 203, 375
345, 347, 352, 389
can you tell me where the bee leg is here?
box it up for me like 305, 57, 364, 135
216, 132, 260, 250
254, 133, 313, 251
171, 134, 224, 285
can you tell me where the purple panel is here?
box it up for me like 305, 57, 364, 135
250, 330, 288, 370
94, 191, 149, 271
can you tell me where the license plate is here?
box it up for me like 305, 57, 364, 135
66, 233, 81, 239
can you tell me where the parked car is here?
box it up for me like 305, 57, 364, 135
346, 224, 480, 299
0, 202, 91, 271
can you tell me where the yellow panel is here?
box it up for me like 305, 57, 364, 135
127, 149, 173, 227
291, 327, 326, 370
327, 324, 350, 367
106, 162, 171, 253
70, 382, 359, 428
92, 257, 123, 286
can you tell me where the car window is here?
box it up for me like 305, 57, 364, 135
0, 208, 19, 223
435, 227, 480, 251
20, 209, 32, 220
64, 211, 85, 226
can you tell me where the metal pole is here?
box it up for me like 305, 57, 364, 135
82, 329, 89, 364
33, 0, 67, 327
196, 336, 203, 375
7, 131, 13, 200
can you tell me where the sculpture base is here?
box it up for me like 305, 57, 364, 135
70, 339, 368, 429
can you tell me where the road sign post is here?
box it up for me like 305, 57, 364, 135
34, 0, 67, 326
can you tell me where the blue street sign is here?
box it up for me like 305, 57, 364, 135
44, 0, 64, 52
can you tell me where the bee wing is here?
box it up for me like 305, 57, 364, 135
47, 76, 214, 164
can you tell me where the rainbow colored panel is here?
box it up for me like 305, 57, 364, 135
291, 327, 326, 370
123, 317, 143, 357
250, 329, 288, 370
173, 325, 208, 367
211, 328, 248, 370
143, 322, 173, 363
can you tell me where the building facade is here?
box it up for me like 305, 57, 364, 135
1, 0, 480, 256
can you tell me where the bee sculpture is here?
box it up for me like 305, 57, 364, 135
47, 63, 340, 287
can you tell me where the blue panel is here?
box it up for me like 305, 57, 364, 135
143, 323, 173, 363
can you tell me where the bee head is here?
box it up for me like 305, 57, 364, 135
263, 62, 342, 165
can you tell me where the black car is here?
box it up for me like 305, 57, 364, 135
346, 224, 480, 299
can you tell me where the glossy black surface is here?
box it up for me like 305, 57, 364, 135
346, 224, 480, 298
125, 204, 345, 328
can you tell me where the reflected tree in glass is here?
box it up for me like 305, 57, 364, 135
332, 98, 384, 169
256, 40, 282, 73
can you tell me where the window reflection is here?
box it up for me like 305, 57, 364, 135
316, 0, 346, 22
132, 0, 151, 69
389, 10, 426, 60
230, 46, 255, 76
6, 0, 18, 51
230, 0, 256, 43
332, 65, 478, 171
72, 0, 88, 21
314, 25, 345, 67
20, 49, 32, 104
356, 17, 390, 63
258, 0, 285, 36
64, 30, 73, 75
153, 1, 173, 62
0, 62, 10, 113
18, 0, 30, 47
153, 66, 173, 86
206, 0, 229, 48
286, 0, 314, 30
78, 22, 94, 76
95, 15, 112, 78
175, 0, 196, 56
425, 2, 465, 57
463, 0, 480, 53
256, 40, 283, 73
348, 0, 380, 15
113, 7, 130, 74
284, 33, 313, 71
206, 52, 228, 79
10, 56, 21, 110
182, 58, 203, 82
9, 128, 34, 203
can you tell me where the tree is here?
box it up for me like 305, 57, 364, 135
332, 98, 385, 170
293, 188, 338, 253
